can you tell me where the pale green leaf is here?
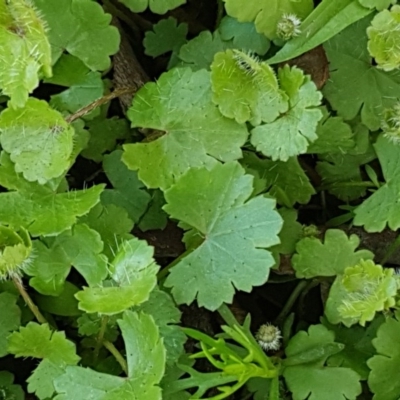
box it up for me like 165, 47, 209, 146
164, 162, 282, 310
123, 68, 247, 189
0, 0, 51, 108
359, 0, 396, 10
27, 359, 65, 400
76, 238, 159, 315
33, 0, 120, 70
367, 5, 400, 71
0, 98, 74, 184
292, 229, 373, 279
7, 322, 80, 365
0, 152, 104, 236
223, 0, 313, 40
211, 49, 288, 125
251, 65, 323, 161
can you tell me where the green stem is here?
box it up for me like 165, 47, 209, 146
215, 0, 224, 29
274, 280, 309, 327
217, 303, 239, 328
13, 276, 47, 324
318, 181, 376, 191
381, 234, 400, 265
103, 340, 128, 375
94, 315, 109, 363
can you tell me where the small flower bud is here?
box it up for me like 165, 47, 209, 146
255, 323, 282, 351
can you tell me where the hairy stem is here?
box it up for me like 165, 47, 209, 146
94, 315, 109, 363
65, 87, 136, 124
13, 276, 47, 324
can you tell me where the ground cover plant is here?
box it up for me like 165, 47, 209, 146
2, 0, 400, 399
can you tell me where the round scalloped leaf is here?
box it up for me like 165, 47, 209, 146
292, 229, 373, 279
76, 238, 159, 315
118, 0, 186, 14
323, 15, 400, 131
144, 17, 187, 57
32, 0, 120, 70
123, 68, 248, 190
223, 0, 313, 40
211, 49, 288, 125
326, 260, 397, 327
0, 0, 52, 108
0, 98, 74, 184
359, 0, 397, 10
163, 162, 282, 311
368, 312, 400, 400
218, 16, 271, 55
367, 6, 400, 71
251, 65, 323, 161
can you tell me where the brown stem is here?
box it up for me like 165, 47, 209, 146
65, 87, 136, 124
13, 276, 47, 324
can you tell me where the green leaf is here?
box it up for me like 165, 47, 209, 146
163, 162, 282, 310
76, 238, 159, 315
0, 371, 24, 400
0, 0, 52, 108
0, 292, 20, 357
323, 315, 384, 380
138, 190, 168, 231
25, 224, 108, 295
368, 311, 400, 400
251, 65, 323, 162
367, 5, 400, 71
0, 98, 74, 184
144, 17, 187, 57
354, 135, 400, 231
118, 0, 186, 14
223, 0, 313, 40
211, 49, 288, 125
35, 282, 81, 317
53, 311, 165, 399
307, 107, 355, 154
218, 16, 270, 55
102, 150, 151, 223
33, 0, 120, 70
118, 311, 165, 385
7, 322, 80, 365
0, 152, 104, 236
241, 152, 316, 207
292, 229, 373, 278
47, 55, 104, 118
359, 0, 396, 10
272, 208, 303, 255
79, 203, 134, 259
325, 260, 397, 327
268, 0, 372, 64
123, 68, 247, 189
135, 288, 186, 365
175, 31, 234, 71
283, 325, 362, 400
27, 359, 65, 400
323, 15, 400, 130
81, 117, 131, 162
